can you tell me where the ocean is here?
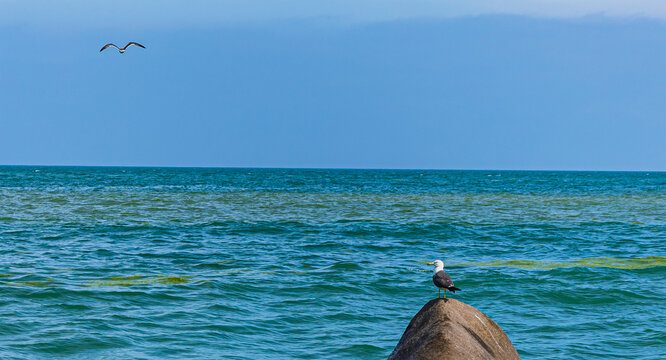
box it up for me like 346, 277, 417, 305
0, 167, 664, 359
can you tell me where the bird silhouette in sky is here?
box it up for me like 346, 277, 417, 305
100, 42, 146, 54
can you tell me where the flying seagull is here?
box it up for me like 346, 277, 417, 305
428, 260, 461, 298
100, 42, 146, 53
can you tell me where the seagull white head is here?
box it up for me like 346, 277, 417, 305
427, 260, 444, 271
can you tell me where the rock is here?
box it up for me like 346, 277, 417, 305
388, 298, 521, 360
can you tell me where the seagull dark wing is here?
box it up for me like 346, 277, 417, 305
433, 270, 454, 289
100, 43, 120, 52
124, 42, 146, 50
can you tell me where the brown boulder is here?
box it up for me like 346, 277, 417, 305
388, 298, 521, 360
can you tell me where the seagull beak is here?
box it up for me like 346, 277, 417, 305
427, 262, 434, 266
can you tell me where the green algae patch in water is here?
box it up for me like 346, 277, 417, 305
5, 278, 54, 287
88, 275, 191, 287
454, 256, 666, 270
109, 274, 146, 281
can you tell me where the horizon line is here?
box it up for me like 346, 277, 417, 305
1, 164, 663, 173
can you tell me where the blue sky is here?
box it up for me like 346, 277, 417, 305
1, 1, 665, 170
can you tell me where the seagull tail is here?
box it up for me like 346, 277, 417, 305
450, 287, 461, 292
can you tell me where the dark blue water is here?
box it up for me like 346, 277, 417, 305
1, 167, 664, 359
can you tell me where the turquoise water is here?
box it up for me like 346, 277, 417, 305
1, 167, 664, 359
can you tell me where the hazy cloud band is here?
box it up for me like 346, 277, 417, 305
1, 0, 665, 28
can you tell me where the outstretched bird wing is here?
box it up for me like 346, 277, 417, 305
124, 42, 146, 50
100, 43, 120, 52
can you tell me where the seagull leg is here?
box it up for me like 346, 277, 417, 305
444, 289, 447, 299
438, 289, 441, 298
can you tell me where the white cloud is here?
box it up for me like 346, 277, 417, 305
1, 0, 665, 28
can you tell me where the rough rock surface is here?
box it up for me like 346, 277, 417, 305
388, 298, 521, 360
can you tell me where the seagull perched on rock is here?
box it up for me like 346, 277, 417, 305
428, 260, 461, 298
100, 42, 146, 53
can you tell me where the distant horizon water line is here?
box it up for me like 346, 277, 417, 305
0, 164, 664, 173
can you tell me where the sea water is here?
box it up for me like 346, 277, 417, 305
0, 167, 664, 359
